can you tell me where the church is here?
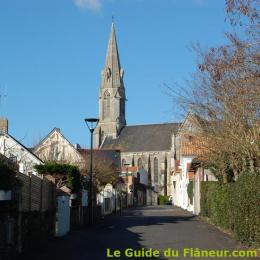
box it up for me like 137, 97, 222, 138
93, 22, 181, 205
31, 22, 209, 210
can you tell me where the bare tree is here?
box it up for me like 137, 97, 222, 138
81, 151, 118, 191
167, 0, 260, 182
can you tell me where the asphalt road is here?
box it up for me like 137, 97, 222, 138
17, 206, 258, 260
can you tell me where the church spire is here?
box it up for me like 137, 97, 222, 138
94, 22, 126, 148
102, 22, 124, 89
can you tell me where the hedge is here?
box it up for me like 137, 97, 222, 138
34, 163, 81, 193
200, 172, 260, 246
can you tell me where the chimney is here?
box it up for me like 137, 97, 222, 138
0, 118, 8, 135
74, 143, 81, 149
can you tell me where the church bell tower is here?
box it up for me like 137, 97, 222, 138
94, 22, 126, 148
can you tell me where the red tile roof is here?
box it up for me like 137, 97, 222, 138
181, 138, 206, 156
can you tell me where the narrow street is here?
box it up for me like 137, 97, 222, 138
17, 206, 253, 260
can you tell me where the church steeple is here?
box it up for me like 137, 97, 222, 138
102, 22, 124, 89
94, 22, 126, 148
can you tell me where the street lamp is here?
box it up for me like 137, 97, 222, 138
84, 118, 99, 225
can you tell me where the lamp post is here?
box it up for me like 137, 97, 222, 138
84, 118, 99, 225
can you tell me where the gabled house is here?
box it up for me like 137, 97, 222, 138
33, 128, 85, 170
171, 111, 217, 213
0, 118, 43, 175
33, 128, 122, 213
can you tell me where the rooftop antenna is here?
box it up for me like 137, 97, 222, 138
112, 15, 114, 23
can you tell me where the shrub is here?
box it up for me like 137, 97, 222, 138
34, 163, 81, 193
231, 173, 260, 246
67, 167, 81, 193
200, 172, 260, 246
158, 195, 169, 205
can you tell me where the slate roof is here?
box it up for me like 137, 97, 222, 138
77, 148, 121, 170
102, 123, 181, 152
77, 148, 120, 164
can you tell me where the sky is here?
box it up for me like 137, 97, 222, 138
0, 0, 233, 148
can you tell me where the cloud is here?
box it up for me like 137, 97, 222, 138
73, 0, 205, 12
74, 0, 102, 12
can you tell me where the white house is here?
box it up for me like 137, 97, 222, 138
171, 112, 204, 212
0, 118, 43, 175
33, 127, 84, 170
170, 112, 217, 214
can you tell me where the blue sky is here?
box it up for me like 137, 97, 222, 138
0, 0, 232, 147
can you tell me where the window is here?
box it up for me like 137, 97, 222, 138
122, 159, 126, 168
137, 158, 142, 169
154, 157, 159, 184
9, 153, 17, 164
103, 91, 110, 118
132, 156, 135, 166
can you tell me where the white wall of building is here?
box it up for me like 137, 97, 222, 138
170, 155, 195, 212
0, 134, 43, 175
33, 128, 83, 166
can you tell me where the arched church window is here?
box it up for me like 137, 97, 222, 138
106, 67, 111, 81
132, 156, 135, 166
154, 157, 159, 184
137, 158, 143, 169
122, 158, 126, 168
103, 91, 110, 118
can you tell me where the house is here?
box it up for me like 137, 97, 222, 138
120, 165, 148, 207
0, 118, 43, 175
33, 127, 122, 215
190, 158, 217, 215
171, 112, 217, 213
33, 128, 84, 170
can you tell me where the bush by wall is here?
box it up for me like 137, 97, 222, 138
158, 195, 169, 205
200, 172, 260, 246
34, 163, 81, 193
